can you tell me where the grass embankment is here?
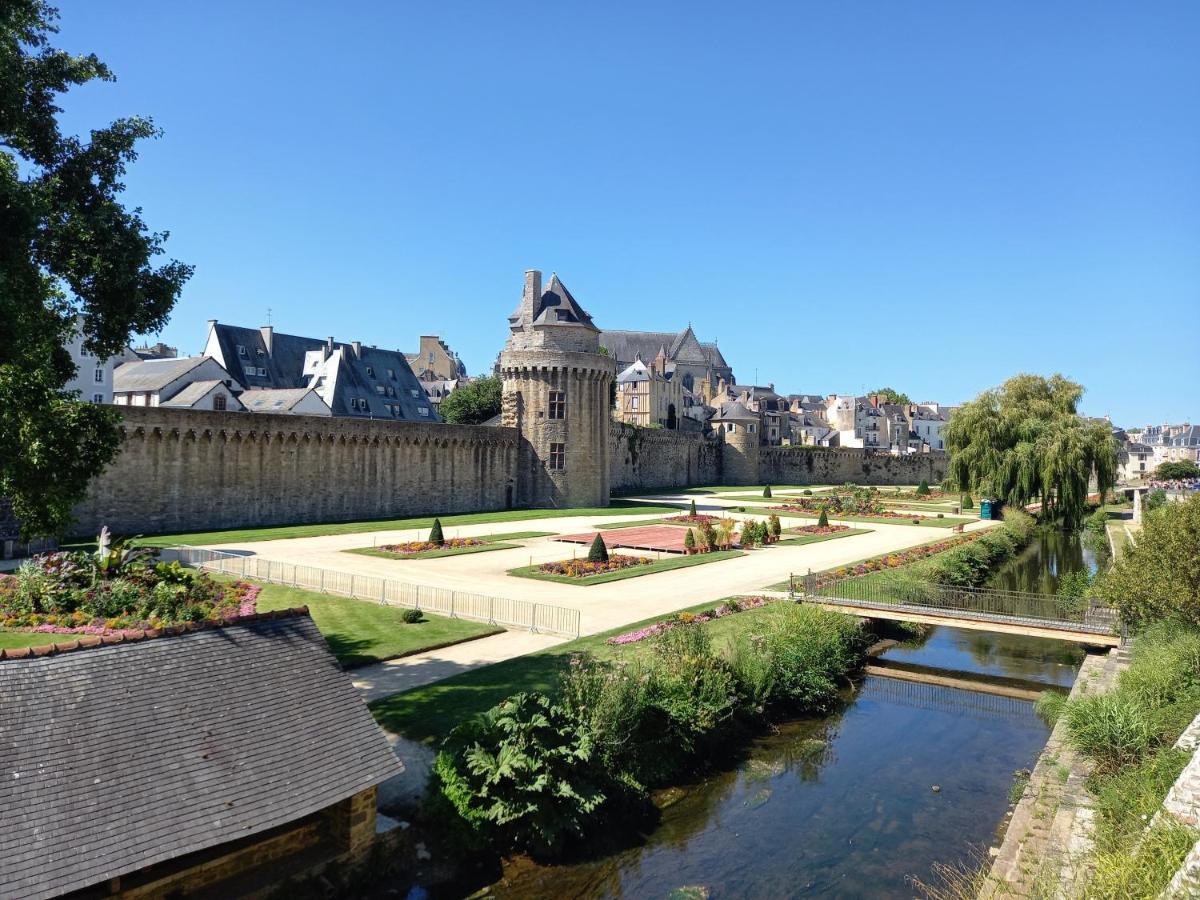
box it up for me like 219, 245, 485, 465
249, 580, 502, 668
775, 527, 872, 546
345, 531, 552, 560
372, 598, 804, 744
1035, 624, 1200, 897
508, 549, 745, 585
134, 501, 681, 547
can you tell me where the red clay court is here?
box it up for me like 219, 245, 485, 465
556, 525, 691, 554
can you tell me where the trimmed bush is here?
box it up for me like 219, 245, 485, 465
768, 515, 782, 541
429, 517, 445, 546
916, 479, 930, 496
689, 498, 698, 518
763, 485, 773, 498
817, 507, 830, 528
587, 532, 609, 563
962, 494, 974, 510
684, 528, 696, 553
402, 608, 424, 624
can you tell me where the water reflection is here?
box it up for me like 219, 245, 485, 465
985, 528, 1098, 595
483, 628, 1073, 899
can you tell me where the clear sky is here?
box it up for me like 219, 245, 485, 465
51, 1, 1198, 426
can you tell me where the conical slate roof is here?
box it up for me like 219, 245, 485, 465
531, 273, 596, 329
712, 400, 758, 422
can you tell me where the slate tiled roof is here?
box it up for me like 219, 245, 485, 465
159, 379, 234, 408
0, 610, 401, 900
240, 387, 327, 413
112, 356, 208, 391
597, 328, 729, 370
712, 400, 758, 422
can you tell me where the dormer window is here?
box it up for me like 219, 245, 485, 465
418, 406, 429, 417
237, 345, 247, 357
387, 368, 395, 379
366, 366, 375, 378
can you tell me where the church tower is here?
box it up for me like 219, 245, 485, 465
500, 270, 616, 508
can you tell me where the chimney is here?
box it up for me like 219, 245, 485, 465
259, 325, 273, 356
207, 319, 218, 331
521, 269, 542, 324
351, 340, 362, 358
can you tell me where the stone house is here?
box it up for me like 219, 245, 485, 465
405, 335, 468, 381
1118, 442, 1154, 481
112, 357, 246, 411
0, 608, 401, 900
598, 325, 734, 396
239, 387, 333, 416
204, 322, 437, 421
906, 404, 949, 451
615, 353, 684, 429
63, 316, 141, 405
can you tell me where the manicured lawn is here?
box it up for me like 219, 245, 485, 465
344, 531, 553, 560
135, 501, 680, 547
595, 518, 691, 529
768, 508, 973, 528
370, 597, 800, 744
508, 549, 745, 585
775, 527, 872, 546
248, 580, 503, 668
0, 630, 68, 651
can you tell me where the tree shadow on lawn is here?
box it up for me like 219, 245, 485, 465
323, 633, 385, 670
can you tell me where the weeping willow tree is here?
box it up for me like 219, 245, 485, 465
944, 374, 1117, 529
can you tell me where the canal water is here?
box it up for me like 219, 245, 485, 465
984, 527, 1100, 595
479, 628, 1085, 900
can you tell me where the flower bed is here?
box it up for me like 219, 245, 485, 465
816, 532, 983, 588
789, 524, 852, 535
376, 537, 488, 555
0, 551, 261, 637
770, 502, 927, 521
538, 555, 650, 578
663, 513, 722, 526
607, 596, 770, 645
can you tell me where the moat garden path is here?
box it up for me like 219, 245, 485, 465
198, 491, 997, 701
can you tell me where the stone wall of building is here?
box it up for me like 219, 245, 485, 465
608, 424, 722, 493
70, 406, 520, 537
760, 446, 948, 486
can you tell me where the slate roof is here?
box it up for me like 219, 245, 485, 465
0, 610, 401, 900
159, 379, 234, 408
113, 357, 208, 391
240, 387, 328, 413
712, 400, 758, 423
597, 328, 730, 371
207, 324, 436, 421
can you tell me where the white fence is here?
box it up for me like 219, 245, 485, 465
164, 546, 582, 638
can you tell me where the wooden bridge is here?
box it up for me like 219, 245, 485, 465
792, 575, 1122, 647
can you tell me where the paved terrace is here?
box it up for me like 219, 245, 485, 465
196, 494, 999, 700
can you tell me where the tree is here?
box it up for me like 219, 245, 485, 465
943, 374, 1117, 529
763, 485, 772, 498
587, 532, 609, 563
683, 528, 696, 553
817, 507, 830, 528
689, 498, 698, 518
438, 376, 502, 425
2, 2, 192, 537
870, 387, 912, 405
428, 517, 444, 546
1094, 494, 1200, 627
916, 479, 930, 496
700, 520, 717, 553
768, 514, 782, 541
1154, 460, 1200, 481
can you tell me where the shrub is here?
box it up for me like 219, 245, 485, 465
402, 608, 424, 624
817, 508, 829, 528
962, 494, 974, 510
689, 498, 698, 518
435, 692, 608, 855
768, 515, 782, 541
1063, 694, 1154, 773
740, 521, 756, 549
803, 489, 812, 495
916, 479, 930, 496
1035, 690, 1067, 726
763, 485, 772, 498
587, 532, 609, 563
684, 528, 696, 553
429, 518, 445, 546
1144, 489, 1167, 512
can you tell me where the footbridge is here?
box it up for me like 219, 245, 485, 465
791, 574, 1122, 647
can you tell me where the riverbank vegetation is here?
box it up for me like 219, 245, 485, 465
944, 374, 1117, 529
431, 604, 869, 857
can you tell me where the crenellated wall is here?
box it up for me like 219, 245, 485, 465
609, 424, 722, 493
70, 407, 520, 537
760, 445, 948, 486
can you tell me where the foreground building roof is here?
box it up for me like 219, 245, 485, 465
0, 610, 401, 900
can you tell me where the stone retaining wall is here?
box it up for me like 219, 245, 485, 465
609, 423, 721, 492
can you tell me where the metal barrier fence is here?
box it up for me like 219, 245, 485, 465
163, 546, 581, 638
795, 571, 1118, 635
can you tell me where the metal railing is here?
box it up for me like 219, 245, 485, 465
793, 571, 1118, 636
163, 546, 581, 638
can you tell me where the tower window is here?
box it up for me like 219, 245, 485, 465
549, 442, 565, 471
548, 390, 565, 419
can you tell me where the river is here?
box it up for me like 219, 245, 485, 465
468, 529, 1094, 899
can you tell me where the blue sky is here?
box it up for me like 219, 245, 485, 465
52, 1, 1198, 426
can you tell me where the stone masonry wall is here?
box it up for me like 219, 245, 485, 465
760, 446, 948, 486
70, 407, 519, 537
609, 423, 722, 493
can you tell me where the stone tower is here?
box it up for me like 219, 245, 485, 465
712, 401, 761, 485
500, 270, 616, 508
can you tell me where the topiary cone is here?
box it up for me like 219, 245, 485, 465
689, 498, 698, 518
587, 532, 609, 563
817, 507, 829, 528
763, 485, 772, 498
429, 517, 445, 546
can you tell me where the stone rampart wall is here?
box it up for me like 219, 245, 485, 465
760, 446, 948, 486
608, 424, 722, 493
70, 407, 519, 537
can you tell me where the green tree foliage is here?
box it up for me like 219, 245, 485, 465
1154, 460, 1200, 481
1144, 489, 1168, 513
1, 2, 192, 536
916, 479, 930, 496
689, 498, 698, 518
768, 514, 782, 540
762, 485, 772, 498
870, 387, 912, 405
1095, 494, 1200, 627
944, 374, 1117, 528
817, 507, 830, 528
428, 517, 444, 546
587, 532, 609, 563
434, 692, 608, 855
438, 375, 502, 425
683, 528, 696, 552
962, 493, 974, 510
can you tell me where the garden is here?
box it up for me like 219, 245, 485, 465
509, 531, 744, 586
346, 519, 552, 560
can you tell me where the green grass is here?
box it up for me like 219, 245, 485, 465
343, 531, 553, 560
248, 580, 503, 668
134, 501, 681, 547
0, 630, 67, 651
507, 549, 745, 585
767, 508, 972, 528
775, 527, 872, 546
370, 598, 800, 743
593, 518, 687, 529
